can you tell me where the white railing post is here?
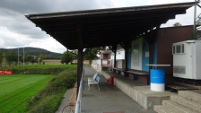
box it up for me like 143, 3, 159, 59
75, 71, 84, 113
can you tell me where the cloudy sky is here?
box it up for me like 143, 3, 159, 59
0, 0, 198, 53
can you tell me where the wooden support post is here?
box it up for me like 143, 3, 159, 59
124, 42, 129, 77
113, 45, 117, 68
144, 27, 160, 66
76, 25, 83, 97
120, 42, 128, 71
124, 42, 129, 71
76, 48, 83, 97
144, 26, 160, 85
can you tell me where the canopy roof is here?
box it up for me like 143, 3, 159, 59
26, 2, 195, 49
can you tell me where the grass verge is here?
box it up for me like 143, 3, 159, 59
0, 75, 53, 113
26, 69, 76, 113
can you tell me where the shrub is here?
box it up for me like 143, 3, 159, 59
26, 69, 76, 113
27, 94, 63, 113
0, 64, 77, 75
14, 68, 65, 74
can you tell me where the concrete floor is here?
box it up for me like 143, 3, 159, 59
80, 65, 156, 113
55, 65, 158, 113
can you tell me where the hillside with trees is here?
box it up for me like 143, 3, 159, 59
0, 47, 62, 66
0, 47, 62, 59
0, 47, 102, 66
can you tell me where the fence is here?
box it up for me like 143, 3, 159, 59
74, 70, 84, 113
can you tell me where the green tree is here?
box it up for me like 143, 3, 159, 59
25, 54, 32, 63
61, 51, 75, 64
38, 54, 45, 64
30, 59, 37, 64
0, 51, 3, 66
5, 50, 17, 66
30, 56, 38, 64
84, 48, 99, 64
173, 22, 182, 27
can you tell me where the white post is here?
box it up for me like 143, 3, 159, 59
23, 47, 24, 66
18, 48, 19, 65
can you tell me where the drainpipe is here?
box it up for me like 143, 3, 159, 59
193, 0, 197, 39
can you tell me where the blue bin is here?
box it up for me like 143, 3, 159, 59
151, 69, 165, 84
150, 69, 165, 91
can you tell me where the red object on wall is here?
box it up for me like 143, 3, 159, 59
109, 75, 114, 85
5, 70, 13, 74
0, 71, 5, 75
0, 70, 13, 75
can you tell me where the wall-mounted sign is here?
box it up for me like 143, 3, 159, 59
145, 51, 149, 57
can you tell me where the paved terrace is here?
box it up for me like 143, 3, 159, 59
56, 65, 174, 113
81, 65, 157, 113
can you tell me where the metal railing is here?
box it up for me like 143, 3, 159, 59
74, 71, 84, 113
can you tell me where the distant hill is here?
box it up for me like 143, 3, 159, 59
0, 47, 62, 59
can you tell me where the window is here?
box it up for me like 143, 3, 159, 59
133, 49, 139, 66
173, 44, 185, 54
182, 44, 184, 53
176, 45, 181, 53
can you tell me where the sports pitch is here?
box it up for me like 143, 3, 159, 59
0, 75, 53, 113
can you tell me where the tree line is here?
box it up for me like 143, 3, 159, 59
0, 47, 100, 66
0, 50, 45, 66
60, 48, 100, 64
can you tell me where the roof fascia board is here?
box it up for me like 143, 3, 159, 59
26, 2, 196, 20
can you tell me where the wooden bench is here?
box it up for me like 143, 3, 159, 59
67, 84, 77, 112
88, 75, 100, 91
126, 70, 150, 85
113, 68, 123, 74
113, 68, 128, 77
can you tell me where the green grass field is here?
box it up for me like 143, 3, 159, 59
0, 75, 53, 113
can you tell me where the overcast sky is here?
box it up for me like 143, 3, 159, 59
0, 0, 198, 53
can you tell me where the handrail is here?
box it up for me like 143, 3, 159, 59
74, 70, 84, 113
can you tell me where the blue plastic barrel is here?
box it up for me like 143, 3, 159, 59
150, 69, 165, 91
